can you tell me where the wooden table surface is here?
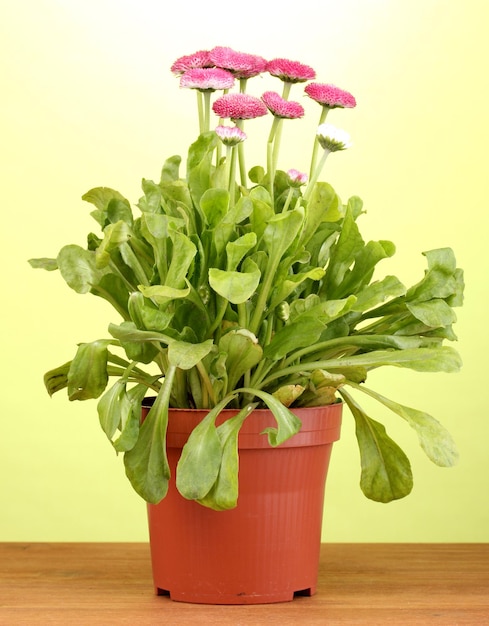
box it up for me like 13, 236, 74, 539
1, 543, 488, 625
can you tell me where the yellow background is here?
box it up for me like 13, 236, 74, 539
1, 0, 488, 542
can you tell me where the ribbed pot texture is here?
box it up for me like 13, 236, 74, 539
145, 403, 342, 604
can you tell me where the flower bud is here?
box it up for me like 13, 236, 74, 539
316, 123, 352, 152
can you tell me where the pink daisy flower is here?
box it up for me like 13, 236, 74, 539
287, 169, 308, 187
171, 50, 214, 75
180, 68, 235, 91
261, 91, 304, 119
212, 93, 268, 120
266, 58, 316, 83
215, 125, 247, 146
210, 46, 267, 79
305, 83, 356, 108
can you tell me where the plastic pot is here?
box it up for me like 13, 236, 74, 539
145, 403, 342, 604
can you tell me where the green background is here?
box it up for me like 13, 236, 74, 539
2, 0, 488, 542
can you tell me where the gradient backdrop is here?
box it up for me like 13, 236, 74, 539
2, 0, 488, 541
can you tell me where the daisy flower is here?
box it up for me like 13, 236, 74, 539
215, 125, 247, 146
171, 50, 214, 75
305, 83, 356, 109
287, 169, 308, 187
266, 58, 316, 83
306, 84, 355, 178
210, 46, 267, 80
180, 68, 235, 91
316, 123, 352, 152
212, 93, 268, 120
261, 91, 304, 119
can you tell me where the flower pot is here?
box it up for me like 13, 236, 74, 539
145, 402, 342, 604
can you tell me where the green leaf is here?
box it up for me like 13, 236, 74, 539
166, 229, 197, 289
264, 317, 326, 360
341, 389, 413, 502
352, 275, 406, 314
323, 346, 463, 374
187, 131, 218, 209
272, 385, 305, 407
334, 239, 396, 298
347, 196, 364, 219
95, 221, 132, 268
406, 248, 458, 302
97, 380, 130, 440
324, 206, 364, 294
107, 198, 134, 225
128, 292, 173, 331
225, 232, 257, 271
424, 247, 457, 273
268, 266, 325, 311
239, 388, 302, 446
57, 245, 107, 294
200, 188, 229, 228
138, 179, 163, 213
447, 267, 464, 307
120, 334, 160, 364
94, 274, 130, 319
249, 186, 274, 239
123, 368, 176, 503
167, 338, 214, 370
218, 329, 263, 390
67, 340, 111, 400
161, 183, 194, 223
82, 186, 129, 212
82, 187, 130, 227
263, 207, 304, 263
294, 295, 357, 325
248, 165, 265, 183
112, 384, 147, 453
138, 281, 191, 304
301, 182, 342, 246
107, 320, 160, 363
209, 260, 261, 304
160, 155, 181, 184
28, 257, 58, 271
266, 296, 356, 360
108, 321, 174, 346
348, 382, 459, 467
176, 398, 234, 500
213, 198, 254, 260
43, 361, 71, 396
197, 404, 256, 510
406, 299, 457, 328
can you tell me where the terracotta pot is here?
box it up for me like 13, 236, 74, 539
145, 403, 342, 604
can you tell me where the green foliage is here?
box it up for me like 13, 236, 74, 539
29, 126, 464, 508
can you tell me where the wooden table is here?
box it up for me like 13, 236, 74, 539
1, 543, 488, 624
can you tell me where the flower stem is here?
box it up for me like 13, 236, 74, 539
281, 82, 292, 100
206, 295, 228, 337
249, 265, 279, 335
281, 187, 295, 213
236, 120, 247, 188
197, 91, 204, 134
196, 361, 216, 407
309, 106, 329, 179
267, 116, 281, 203
238, 302, 248, 328
203, 91, 211, 133
272, 119, 284, 174
303, 148, 330, 203
225, 145, 236, 207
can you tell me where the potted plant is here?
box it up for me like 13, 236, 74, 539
29, 46, 464, 604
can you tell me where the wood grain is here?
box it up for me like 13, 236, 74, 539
1, 543, 488, 625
